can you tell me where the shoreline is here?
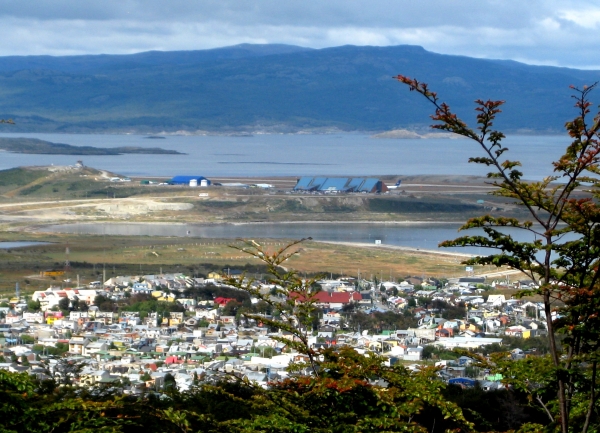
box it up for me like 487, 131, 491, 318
35, 219, 465, 229
314, 240, 475, 258
227, 220, 464, 226
33, 220, 471, 255
0, 130, 564, 137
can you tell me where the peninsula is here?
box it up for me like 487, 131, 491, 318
0, 137, 184, 155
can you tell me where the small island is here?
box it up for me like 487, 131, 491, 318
371, 129, 460, 139
0, 137, 185, 155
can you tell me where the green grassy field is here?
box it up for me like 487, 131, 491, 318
0, 232, 480, 297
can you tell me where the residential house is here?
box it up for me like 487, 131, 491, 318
295, 291, 362, 310
317, 325, 336, 339
486, 294, 506, 307
404, 346, 423, 361
68, 336, 90, 355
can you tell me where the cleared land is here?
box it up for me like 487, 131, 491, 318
0, 167, 528, 227
0, 166, 530, 294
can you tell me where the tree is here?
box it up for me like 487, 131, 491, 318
396, 75, 600, 433
55, 342, 69, 354
255, 346, 277, 358
27, 299, 41, 311
163, 373, 176, 392
221, 300, 242, 317
69, 297, 88, 312
58, 296, 70, 312
20, 335, 35, 344
94, 294, 116, 312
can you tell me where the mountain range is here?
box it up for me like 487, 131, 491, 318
0, 43, 599, 133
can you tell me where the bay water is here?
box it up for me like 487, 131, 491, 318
0, 241, 50, 249
44, 221, 552, 257
0, 132, 567, 179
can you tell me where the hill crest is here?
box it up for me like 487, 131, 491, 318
0, 44, 598, 133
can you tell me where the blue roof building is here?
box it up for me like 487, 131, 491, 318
448, 377, 478, 388
170, 176, 211, 185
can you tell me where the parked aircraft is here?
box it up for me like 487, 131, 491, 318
220, 183, 249, 188
387, 180, 402, 189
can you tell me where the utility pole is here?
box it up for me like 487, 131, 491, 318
65, 243, 71, 277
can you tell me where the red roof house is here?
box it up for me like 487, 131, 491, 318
292, 291, 362, 310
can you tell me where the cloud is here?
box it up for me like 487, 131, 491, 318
0, 1, 598, 68
558, 8, 600, 29
0, 0, 549, 28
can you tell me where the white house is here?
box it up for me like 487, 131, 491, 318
487, 294, 506, 306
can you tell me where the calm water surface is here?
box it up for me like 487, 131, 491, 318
0, 132, 567, 180
44, 222, 543, 256
0, 241, 50, 249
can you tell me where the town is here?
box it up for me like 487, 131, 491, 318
0, 260, 548, 394
1, 3, 598, 430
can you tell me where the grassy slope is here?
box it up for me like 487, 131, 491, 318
0, 166, 114, 200
0, 167, 49, 193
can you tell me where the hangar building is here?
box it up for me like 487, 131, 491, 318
293, 177, 388, 193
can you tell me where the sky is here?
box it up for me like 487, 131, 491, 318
1, 0, 599, 69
